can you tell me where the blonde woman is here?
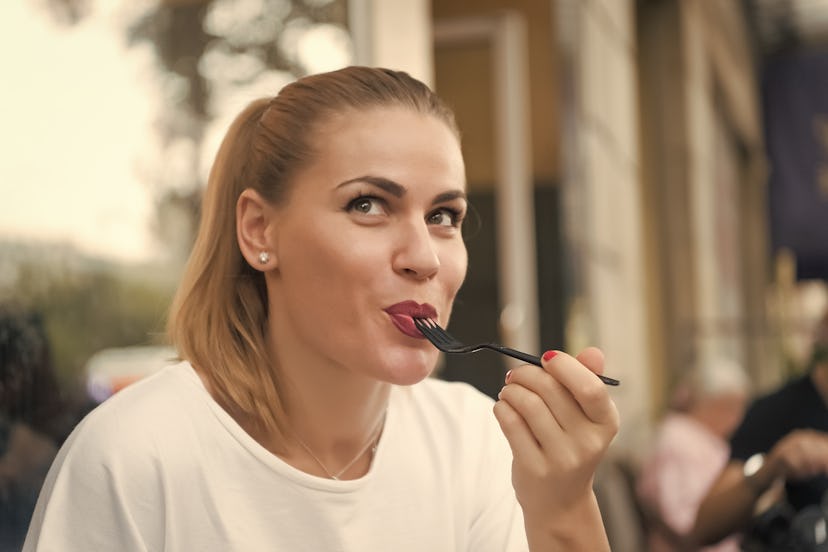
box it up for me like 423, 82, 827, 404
24, 66, 619, 551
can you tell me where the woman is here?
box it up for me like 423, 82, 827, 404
24, 66, 619, 551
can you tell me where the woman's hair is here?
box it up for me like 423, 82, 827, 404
167, 66, 459, 438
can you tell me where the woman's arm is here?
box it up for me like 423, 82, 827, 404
493, 348, 620, 551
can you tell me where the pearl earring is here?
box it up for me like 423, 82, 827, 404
258, 251, 270, 264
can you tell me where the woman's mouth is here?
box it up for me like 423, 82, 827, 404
384, 301, 438, 339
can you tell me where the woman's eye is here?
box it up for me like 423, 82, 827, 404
427, 208, 462, 227
347, 196, 385, 216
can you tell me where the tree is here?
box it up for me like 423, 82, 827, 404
34, 0, 351, 257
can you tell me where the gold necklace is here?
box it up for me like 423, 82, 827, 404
293, 413, 386, 480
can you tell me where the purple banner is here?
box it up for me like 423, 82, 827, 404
763, 49, 828, 280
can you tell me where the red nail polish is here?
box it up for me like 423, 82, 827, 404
542, 350, 558, 362
504, 369, 512, 384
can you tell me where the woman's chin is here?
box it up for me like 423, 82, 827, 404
391, 368, 434, 386
377, 348, 439, 385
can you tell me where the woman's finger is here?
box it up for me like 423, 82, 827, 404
493, 396, 546, 466
497, 378, 566, 451
504, 365, 585, 433
575, 346, 605, 376
542, 350, 619, 427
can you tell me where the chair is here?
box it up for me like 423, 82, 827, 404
594, 452, 699, 551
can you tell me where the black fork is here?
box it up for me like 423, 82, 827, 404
413, 318, 620, 386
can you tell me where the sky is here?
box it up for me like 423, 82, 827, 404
0, 1, 160, 263
0, 0, 352, 264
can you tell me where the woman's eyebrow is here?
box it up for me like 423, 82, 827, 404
336, 175, 467, 205
336, 176, 406, 197
432, 191, 467, 205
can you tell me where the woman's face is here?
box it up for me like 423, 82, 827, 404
265, 106, 468, 384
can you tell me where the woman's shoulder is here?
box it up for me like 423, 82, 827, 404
85, 360, 197, 415
62, 362, 204, 462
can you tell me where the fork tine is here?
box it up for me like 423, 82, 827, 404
414, 318, 445, 345
414, 318, 452, 348
412, 318, 428, 333
414, 318, 464, 349
413, 318, 445, 350
426, 321, 462, 348
413, 317, 432, 337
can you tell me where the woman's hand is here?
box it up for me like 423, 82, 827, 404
493, 347, 620, 549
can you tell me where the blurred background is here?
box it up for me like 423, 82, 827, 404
2, 0, 828, 549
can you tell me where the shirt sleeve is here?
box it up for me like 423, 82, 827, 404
22, 405, 161, 552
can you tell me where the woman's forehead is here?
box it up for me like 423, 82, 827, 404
308, 107, 459, 162
315, 105, 456, 137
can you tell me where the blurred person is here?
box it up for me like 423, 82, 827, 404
693, 310, 828, 550
0, 306, 65, 552
636, 357, 750, 552
23, 66, 620, 551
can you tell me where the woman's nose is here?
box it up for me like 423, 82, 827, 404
392, 221, 440, 279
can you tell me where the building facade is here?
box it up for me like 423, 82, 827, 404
350, 0, 777, 450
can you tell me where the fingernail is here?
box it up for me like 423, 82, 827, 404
504, 369, 512, 384
542, 350, 558, 362
497, 386, 506, 400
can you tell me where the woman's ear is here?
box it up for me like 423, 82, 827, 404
237, 188, 278, 271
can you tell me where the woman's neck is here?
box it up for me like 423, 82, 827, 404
282, 367, 390, 450
281, 377, 389, 480
266, 335, 392, 478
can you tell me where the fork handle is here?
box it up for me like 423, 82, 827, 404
494, 346, 543, 367
493, 346, 620, 386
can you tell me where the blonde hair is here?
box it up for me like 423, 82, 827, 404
167, 66, 459, 438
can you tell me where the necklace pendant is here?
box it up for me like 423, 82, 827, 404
293, 411, 386, 480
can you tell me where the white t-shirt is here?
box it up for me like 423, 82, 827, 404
24, 362, 527, 551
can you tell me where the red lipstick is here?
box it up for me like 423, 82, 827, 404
384, 301, 438, 339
